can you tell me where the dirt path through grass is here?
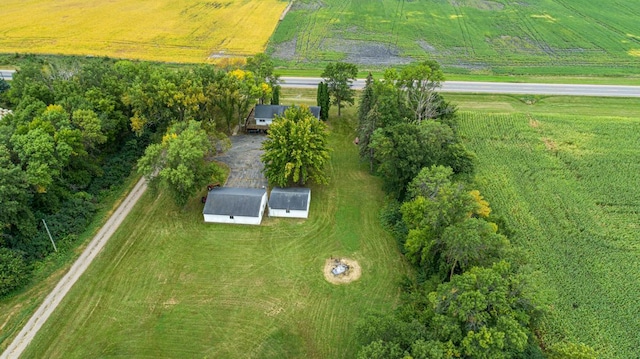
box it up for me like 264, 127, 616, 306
0, 178, 147, 359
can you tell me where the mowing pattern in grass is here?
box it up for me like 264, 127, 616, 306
0, 0, 288, 63
20, 117, 408, 358
457, 112, 640, 358
269, 0, 640, 76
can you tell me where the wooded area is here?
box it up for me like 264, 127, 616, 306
0, 57, 275, 296
353, 62, 596, 359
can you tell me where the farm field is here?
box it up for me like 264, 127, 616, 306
19, 115, 409, 358
0, 0, 288, 63
445, 93, 640, 118
269, 0, 640, 77
457, 112, 640, 358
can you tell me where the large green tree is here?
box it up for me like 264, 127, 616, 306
261, 106, 330, 187
401, 184, 475, 270
321, 62, 358, 117
211, 69, 266, 134
358, 73, 375, 125
137, 120, 221, 206
397, 60, 446, 123
271, 84, 280, 105
442, 218, 509, 278
245, 53, 280, 105
428, 261, 540, 358
316, 81, 330, 120
10, 105, 89, 192
370, 121, 455, 197
0, 145, 30, 234
357, 73, 377, 171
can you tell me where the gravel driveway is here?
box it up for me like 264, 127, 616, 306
216, 134, 268, 188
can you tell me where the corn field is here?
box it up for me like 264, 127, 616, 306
458, 111, 640, 357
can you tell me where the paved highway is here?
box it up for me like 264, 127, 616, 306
2, 70, 638, 97
281, 76, 640, 98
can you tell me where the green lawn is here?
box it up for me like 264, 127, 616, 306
269, 0, 640, 77
444, 93, 640, 118
20, 114, 409, 358
457, 112, 640, 357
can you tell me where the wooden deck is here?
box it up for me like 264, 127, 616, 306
244, 106, 269, 132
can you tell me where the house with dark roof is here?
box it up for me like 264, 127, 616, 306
268, 187, 311, 219
245, 105, 321, 132
203, 187, 267, 225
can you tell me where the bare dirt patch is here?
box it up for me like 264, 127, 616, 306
163, 298, 179, 308
292, 0, 324, 11
323, 258, 362, 285
321, 39, 411, 66
417, 40, 438, 54
529, 118, 540, 128
271, 37, 298, 61
542, 137, 557, 152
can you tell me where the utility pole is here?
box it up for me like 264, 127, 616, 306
42, 219, 58, 252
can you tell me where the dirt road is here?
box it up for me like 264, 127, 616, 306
1, 178, 148, 359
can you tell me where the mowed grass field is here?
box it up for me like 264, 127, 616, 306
457, 111, 640, 357
0, 0, 288, 63
269, 0, 640, 76
20, 114, 409, 358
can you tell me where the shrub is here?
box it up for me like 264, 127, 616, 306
0, 247, 31, 296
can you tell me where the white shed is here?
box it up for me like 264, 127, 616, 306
268, 187, 311, 219
203, 187, 267, 225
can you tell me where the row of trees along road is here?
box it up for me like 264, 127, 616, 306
353, 61, 597, 358
0, 55, 280, 298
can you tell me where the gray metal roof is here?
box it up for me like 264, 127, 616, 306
268, 187, 310, 211
308, 106, 321, 119
203, 187, 266, 217
254, 105, 321, 120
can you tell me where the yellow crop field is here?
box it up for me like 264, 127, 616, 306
0, 0, 289, 63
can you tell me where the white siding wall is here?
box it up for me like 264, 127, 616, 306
268, 208, 308, 219
268, 192, 310, 219
258, 193, 267, 220
203, 214, 261, 225
203, 193, 268, 225
255, 117, 273, 126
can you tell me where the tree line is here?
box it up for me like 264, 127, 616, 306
352, 61, 596, 358
0, 55, 279, 297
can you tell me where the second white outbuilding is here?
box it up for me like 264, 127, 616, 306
268, 187, 311, 219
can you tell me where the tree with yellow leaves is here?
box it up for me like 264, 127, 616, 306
213, 69, 269, 134
261, 106, 330, 187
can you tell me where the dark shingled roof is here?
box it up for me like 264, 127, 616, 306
203, 187, 266, 217
269, 187, 310, 211
254, 105, 321, 120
